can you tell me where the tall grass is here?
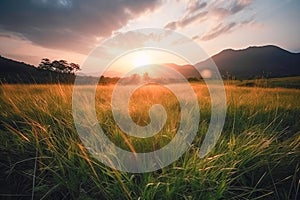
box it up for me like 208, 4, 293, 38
0, 83, 299, 199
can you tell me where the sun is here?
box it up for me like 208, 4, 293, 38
133, 51, 151, 67
109, 49, 188, 74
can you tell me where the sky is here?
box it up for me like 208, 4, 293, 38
0, 0, 299, 73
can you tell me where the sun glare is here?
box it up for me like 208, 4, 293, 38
108, 49, 189, 75
133, 52, 151, 67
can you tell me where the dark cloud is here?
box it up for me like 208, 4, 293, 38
0, 31, 27, 40
0, 0, 162, 54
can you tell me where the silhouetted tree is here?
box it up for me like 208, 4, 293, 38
38, 58, 52, 71
143, 72, 150, 82
188, 77, 199, 82
130, 73, 141, 84
38, 58, 80, 74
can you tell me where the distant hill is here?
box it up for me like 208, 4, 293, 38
146, 45, 300, 80
1, 45, 300, 83
195, 45, 300, 79
0, 56, 113, 84
163, 63, 200, 79
0, 55, 75, 84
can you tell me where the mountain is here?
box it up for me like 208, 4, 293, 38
142, 45, 300, 80
195, 45, 300, 79
0, 55, 75, 83
163, 63, 200, 79
1, 45, 299, 83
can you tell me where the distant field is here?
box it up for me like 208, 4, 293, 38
233, 76, 300, 89
0, 83, 299, 199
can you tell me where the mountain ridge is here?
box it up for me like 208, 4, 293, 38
0, 55, 75, 83
195, 45, 300, 79
1, 45, 300, 83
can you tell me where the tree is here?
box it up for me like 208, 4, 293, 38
143, 72, 150, 82
188, 77, 199, 82
68, 63, 80, 74
38, 58, 80, 74
38, 58, 52, 71
130, 73, 141, 84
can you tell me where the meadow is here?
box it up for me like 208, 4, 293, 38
0, 83, 299, 199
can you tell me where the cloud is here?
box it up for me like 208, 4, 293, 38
199, 19, 253, 41
164, 21, 178, 30
200, 22, 237, 41
165, 11, 207, 30
230, 0, 252, 13
165, 0, 255, 40
0, 30, 28, 41
164, 0, 208, 30
0, 0, 162, 54
187, 0, 207, 13
208, 0, 254, 21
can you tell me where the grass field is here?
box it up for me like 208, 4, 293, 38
0, 83, 299, 199
234, 76, 300, 89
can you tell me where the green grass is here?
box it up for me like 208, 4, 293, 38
0, 83, 299, 199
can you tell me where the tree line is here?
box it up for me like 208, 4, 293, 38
38, 58, 80, 74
